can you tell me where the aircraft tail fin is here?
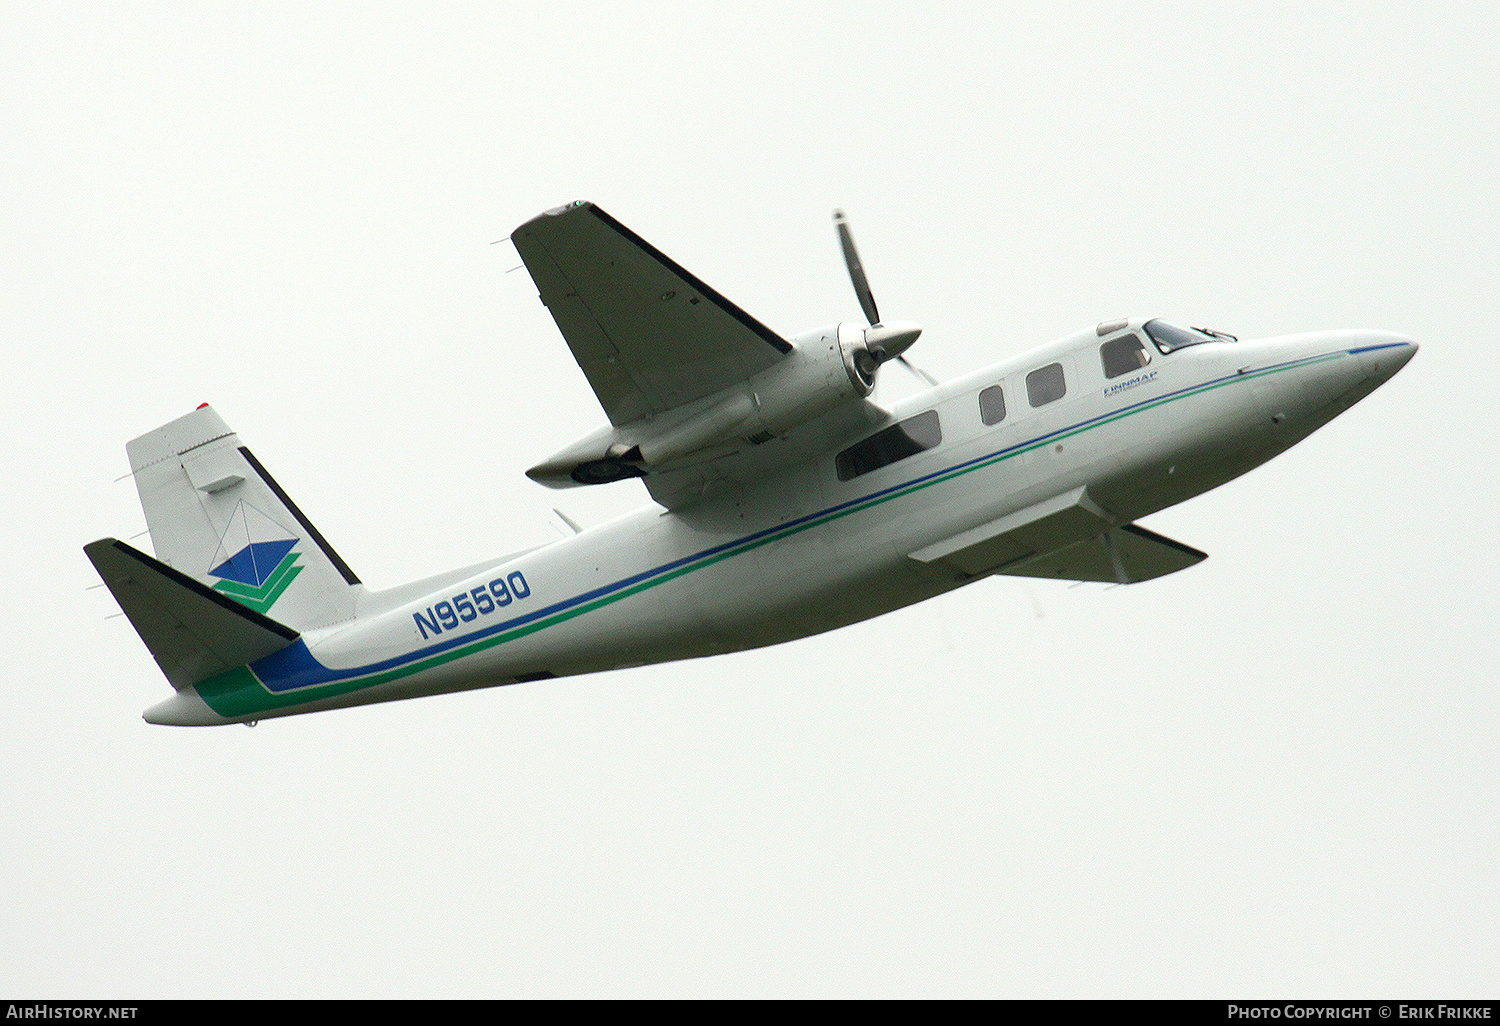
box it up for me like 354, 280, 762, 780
84, 538, 299, 689
122, 404, 363, 632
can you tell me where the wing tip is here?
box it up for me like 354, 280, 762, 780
543, 199, 594, 217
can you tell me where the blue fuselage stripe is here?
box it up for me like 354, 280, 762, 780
250, 346, 1362, 694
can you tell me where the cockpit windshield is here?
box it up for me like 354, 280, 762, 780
1144, 319, 1233, 354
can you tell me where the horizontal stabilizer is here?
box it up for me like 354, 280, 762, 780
85, 538, 299, 689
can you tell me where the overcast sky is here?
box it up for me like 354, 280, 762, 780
3, 1, 1496, 998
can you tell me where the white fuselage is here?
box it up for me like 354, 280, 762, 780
150, 323, 1415, 725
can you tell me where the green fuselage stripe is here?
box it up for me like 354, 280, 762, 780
196, 352, 1339, 718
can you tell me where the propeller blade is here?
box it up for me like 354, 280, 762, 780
897, 355, 939, 387
834, 209, 880, 327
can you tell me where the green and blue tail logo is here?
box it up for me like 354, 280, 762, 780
207, 503, 303, 614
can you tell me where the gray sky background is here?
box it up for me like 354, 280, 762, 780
3, 1, 1496, 997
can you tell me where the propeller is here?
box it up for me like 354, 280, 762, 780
833, 210, 930, 385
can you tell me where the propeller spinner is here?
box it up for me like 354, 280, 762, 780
833, 210, 928, 384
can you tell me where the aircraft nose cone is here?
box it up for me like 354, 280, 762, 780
1355, 333, 1418, 383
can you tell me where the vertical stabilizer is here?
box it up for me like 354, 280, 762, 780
125, 405, 362, 631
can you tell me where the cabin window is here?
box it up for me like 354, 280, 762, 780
979, 385, 1007, 425
1026, 363, 1066, 407
1100, 334, 1151, 378
835, 409, 942, 481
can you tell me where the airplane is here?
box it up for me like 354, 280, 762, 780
85, 200, 1418, 726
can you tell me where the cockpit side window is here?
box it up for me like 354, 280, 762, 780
1144, 319, 1215, 354
835, 409, 942, 481
1100, 333, 1151, 379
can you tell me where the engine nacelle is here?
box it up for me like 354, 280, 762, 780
527, 324, 885, 487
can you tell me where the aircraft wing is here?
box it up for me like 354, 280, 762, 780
511, 201, 793, 427
909, 487, 1206, 584
996, 523, 1206, 584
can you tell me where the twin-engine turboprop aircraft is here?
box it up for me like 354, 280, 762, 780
86, 201, 1417, 725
